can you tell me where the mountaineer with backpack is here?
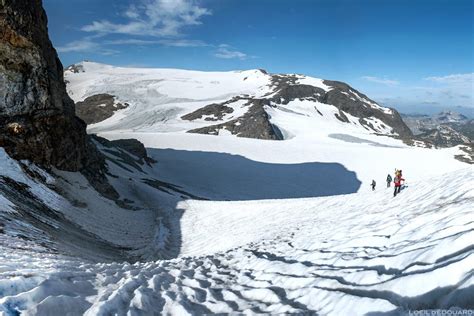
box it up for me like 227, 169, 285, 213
393, 169, 405, 197
371, 179, 376, 191
386, 174, 392, 188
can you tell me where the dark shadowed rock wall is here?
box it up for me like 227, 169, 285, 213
0, 0, 96, 171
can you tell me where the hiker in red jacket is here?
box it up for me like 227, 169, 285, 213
393, 169, 404, 197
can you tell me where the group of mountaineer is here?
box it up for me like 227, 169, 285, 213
370, 169, 405, 197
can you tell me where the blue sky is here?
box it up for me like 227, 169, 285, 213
44, 0, 473, 112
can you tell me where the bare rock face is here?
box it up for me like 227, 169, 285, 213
320, 80, 413, 138
75, 93, 129, 125
187, 98, 283, 140
0, 0, 92, 171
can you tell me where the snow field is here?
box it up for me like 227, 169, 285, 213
1, 168, 472, 315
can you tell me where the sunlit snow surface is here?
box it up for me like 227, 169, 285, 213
0, 63, 473, 315
1, 167, 472, 315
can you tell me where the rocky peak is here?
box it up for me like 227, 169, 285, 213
65, 63, 85, 74
320, 80, 413, 138
0, 0, 95, 171
268, 74, 413, 138
418, 125, 471, 147
435, 111, 468, 123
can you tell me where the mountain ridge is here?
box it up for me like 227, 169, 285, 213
402, 111, 473, 147
65, 61, 413, 142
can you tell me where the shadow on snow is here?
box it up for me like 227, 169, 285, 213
147, 148, 362, 201
0, 147, 361, 264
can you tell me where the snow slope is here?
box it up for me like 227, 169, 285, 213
1, 165, 472, 315
65, 62, 273, 134
0, 63, 472, 315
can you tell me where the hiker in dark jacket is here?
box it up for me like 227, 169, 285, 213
386, 174, 392, 188
371, 179, 376, 191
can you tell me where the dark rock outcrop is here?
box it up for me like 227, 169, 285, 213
270, 75, 412, 137
102, 136, 155, 164
181, 103, 234, 121
270, 74, 325, 104
65, 63, 84, 74
187, 99, 283, 140
75, 93, 129, 125
454, 120, 474, 140
454, 145, 473, 164
0, 0, 121, 201
321, 80, 412, 138
0, 0, 94, 171
110, 139, 149, 162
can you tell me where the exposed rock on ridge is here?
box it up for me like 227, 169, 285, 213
320, 80, 412, 138
75, 93, 129, 125
182, 73, 412, 140
187, 98, 283, 140
269, 75, 412, 138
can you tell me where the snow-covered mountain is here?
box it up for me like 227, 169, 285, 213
65, 62, 412, 140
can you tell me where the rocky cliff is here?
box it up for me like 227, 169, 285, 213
0, 0, 95, 171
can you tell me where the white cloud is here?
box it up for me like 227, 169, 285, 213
104, 39, 208, 47
57, 38, 118, 55
104, 39, 160, 45
424, 73, 474, 85
362, 73, 473, 109
214, 45, 248, 60
57, 39, 96, 53
58, 0, 211, 56
81, 0, 211, 37
361, 76, 399, 86
416, 73, 474, 106
57, 37, 208, 56
158, 39, 208, 47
